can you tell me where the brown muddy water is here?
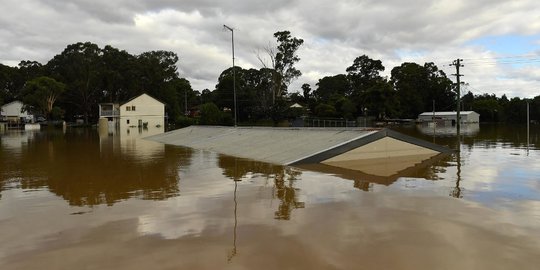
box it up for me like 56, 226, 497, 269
1, 124, 539, 269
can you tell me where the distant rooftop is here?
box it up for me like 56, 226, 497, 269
419, 111, 478, 116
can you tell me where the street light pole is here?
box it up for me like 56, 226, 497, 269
223, 24, 237, 127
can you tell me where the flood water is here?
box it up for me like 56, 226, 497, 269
1, 124, 539, 269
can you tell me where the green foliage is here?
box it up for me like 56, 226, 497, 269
175, 115, 196, 128
270, 99, 289, 124
301, 83, 311, 101
274, 31, 304, 89
336, 97, 357, 120
21, 76, 65, 119
391, 62, 454, 118
471, 94, 502, 122
50, 106, 65, 120
0, 64, 18, 103
285, 106, 305, 119
314, 74, 351, 102
314, 103, 337, 118
346, 54, 385, 94
4, 39, 538, 126
532, 96, 540, 122
199, 102, 223, 125
260, 31, 304, 101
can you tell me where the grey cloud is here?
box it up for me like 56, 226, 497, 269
1, 0, 540, 96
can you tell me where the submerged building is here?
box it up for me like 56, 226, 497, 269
98, 93, 165, 132
1, 101, 34, 123
147, 126, 452, 178
417, 111, 480, 124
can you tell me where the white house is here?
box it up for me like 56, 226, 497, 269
418, 111, 480, 124
98, 93, 165, 131
1, 101, 33, 123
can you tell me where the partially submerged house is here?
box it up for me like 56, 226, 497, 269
418, 111, 480, 124
98, 93, 165, 131
147, 126, 452, 177
1, 101, 34, 123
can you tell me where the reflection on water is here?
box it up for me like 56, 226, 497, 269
298, 152, 452, 192
391, 123, 540, 202
1, 124, 540, 269
1, 128, 190, 205
417, 122, 480, 137
218, 156, 305, 220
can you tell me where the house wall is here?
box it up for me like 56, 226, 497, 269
1, 101, 33, 122
418, 112, 480, 123
321, 137, 440, 176
120, 94, 164, 118
323, 137, 439, 162
119, 116, 164, 129
119, 94, 165, 128
467, 112, 480, 123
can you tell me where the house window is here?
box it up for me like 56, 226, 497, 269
131, 106, 136, 111
126, 106, 131, 111
127, 119, 130, 124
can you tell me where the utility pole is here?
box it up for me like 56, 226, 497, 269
451, 59, 464, 139
223, 24, 237, 127
527, 100, 530, 155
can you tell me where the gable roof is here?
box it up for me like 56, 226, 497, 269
1, 100, 23, 108
147, 126, 452, 167
121, 93, 165, 106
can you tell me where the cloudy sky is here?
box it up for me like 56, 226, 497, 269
1, 0, 539, 98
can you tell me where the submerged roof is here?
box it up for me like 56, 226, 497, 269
146, 126, 451, 169
419, 111, 478, 116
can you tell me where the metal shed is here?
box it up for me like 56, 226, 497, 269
418, 111, 480, 124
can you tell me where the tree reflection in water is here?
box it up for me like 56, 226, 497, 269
218, 155, 305, 220
0, 128, 192, 206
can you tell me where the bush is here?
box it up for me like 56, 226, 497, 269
199, 102, 223, 125
175, 116, 196, 128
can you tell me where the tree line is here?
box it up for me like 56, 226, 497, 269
1, 32, 538, 126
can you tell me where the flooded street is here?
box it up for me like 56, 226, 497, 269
1, 124, 540, 269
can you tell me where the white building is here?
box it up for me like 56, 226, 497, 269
98, 94, 165, 159
418, 111, 480, 124
1, 101, 33, 123
98, 93, 165, 131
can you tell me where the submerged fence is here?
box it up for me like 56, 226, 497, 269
301, 117, 357, 128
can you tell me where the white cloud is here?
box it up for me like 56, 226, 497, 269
1, 0, 539, 97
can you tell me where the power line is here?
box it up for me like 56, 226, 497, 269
463, 53, 540, 61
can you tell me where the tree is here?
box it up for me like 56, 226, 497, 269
47, 42, 103, 123
21, 76, 65, 119
214, 66, 245, 114
346, 55, 385, 93
135, 50, 183, 122
100, 45, 138, 103
345, 55, 389, 117
531, 95, 540, 122
199, 102, 223, 125
314, 103, 336, 118
313, 74, 351, 102
390, 62, 454, 118
135, 50, 179, 94
361, 80, 399, 119
301, 83, 311, 101
335, 97, 357, 120
258, 31, 304, 103
471, 94, 502, 122
0, 64, 19, 103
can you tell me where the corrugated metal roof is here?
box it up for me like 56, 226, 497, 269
418, 111, 477, 116
146, 126, 451, 166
